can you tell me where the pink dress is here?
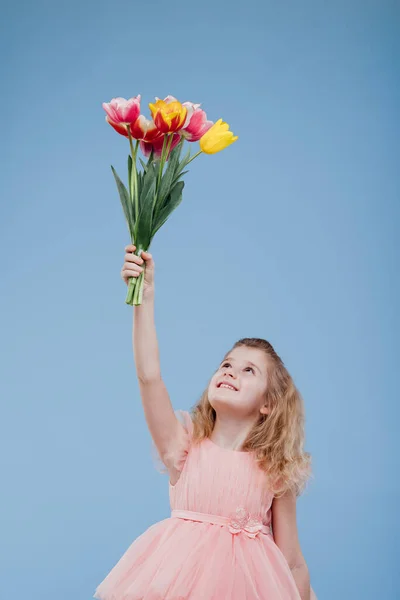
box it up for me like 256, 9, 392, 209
94, 411, 318, 600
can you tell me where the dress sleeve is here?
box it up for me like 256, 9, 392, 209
151, 409, 193, 474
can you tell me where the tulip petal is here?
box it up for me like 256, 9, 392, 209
102, 102, 120, 123
148, 101, 159, 117
118, 95, 141, 123
182, 101, 201, 111
131, 115, 164, 142
163, 95, 178, 104
153, 133, 181, 158
139, 140, 153, 158
140, 133, 181, 159
182, 103, 195, 129
186, 109, 206, 130
105, 116, 130, 137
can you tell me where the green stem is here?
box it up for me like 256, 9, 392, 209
127, 129, 139, 223
134, 139, 139, 217
126, 127, 135, 200
156, 135, 169, 195
132, 244, 145, 305
186, 149, 203, 165
125, 244, 145, 306
125, 130, 140, 302
165, 133, 174, 159
125, 277, 136, 305
152, 134, 171, 221
155, 134, 176, 219
132, 269, 145, 305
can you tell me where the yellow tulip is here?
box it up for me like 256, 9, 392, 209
149, 97, 187, 134
199, 119, 238, 154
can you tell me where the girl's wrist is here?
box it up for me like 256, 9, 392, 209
134, 287, 155, 308
143, 287, 155, 301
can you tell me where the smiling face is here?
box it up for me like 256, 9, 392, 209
208, 346, 270, 419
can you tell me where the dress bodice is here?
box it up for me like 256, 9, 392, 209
169, 413, 274, 529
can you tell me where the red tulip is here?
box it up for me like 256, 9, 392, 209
102, 95, 141, 137
181, 102, 214, 142
140, 133, 181, 159
130, 115, 164, 143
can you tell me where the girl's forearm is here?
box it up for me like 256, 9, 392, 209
132, 291, 161, 382
290, 564, 311, 600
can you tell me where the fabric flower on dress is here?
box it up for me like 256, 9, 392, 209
228, 507, 264, 539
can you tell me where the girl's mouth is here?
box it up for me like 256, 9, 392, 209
217, 382, 238, 391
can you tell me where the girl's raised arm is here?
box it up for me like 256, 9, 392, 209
121, 245, 186, 475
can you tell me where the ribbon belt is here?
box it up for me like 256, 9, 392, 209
171, 508, 272, 539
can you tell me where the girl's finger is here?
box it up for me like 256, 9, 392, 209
125, 252, 144, 265
121, 269, 142, 282
123, 265, 143, 275
125, 244, 136, 252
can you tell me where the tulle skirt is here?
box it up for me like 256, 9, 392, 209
94, 516, 317, 600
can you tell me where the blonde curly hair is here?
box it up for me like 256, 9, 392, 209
190, 337, 313, 498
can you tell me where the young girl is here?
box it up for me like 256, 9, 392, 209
94, 244, 318, 600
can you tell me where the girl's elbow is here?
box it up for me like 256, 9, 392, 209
288, 555, 308, 572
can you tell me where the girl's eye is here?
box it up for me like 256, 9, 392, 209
221, 362, 254, 374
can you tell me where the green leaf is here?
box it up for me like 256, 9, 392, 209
127, 155, 133, 199
140, 161, 157, 210
177, 147, 191, 175
136, 170, 143, 200
171, 169, 188, 187
151, 181, 185, 239
134, 177, 157, 249
155, 142, 182, 213
157, 145, 190, 212
139, 150, 156, 173
157, 169, 189, 214
111, 165, 134, 237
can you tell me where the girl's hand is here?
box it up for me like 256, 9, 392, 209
121, 244, 155, 296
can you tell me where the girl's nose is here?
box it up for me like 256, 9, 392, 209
224, 369, 237, 379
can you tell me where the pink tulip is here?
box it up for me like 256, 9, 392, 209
181, 102, 214, 142
140, 133, 181, 159
130, 115, 163, 143
102, 95, 141, 137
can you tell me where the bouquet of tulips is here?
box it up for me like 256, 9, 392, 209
102, 94, 238, 305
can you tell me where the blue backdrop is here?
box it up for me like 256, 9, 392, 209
1, 1, 398, 598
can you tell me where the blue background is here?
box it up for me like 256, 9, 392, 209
1, 1, 398, 598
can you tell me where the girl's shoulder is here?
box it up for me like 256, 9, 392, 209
175, 409, 194, 437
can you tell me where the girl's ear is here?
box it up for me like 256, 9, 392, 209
260, 404, 269, 415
